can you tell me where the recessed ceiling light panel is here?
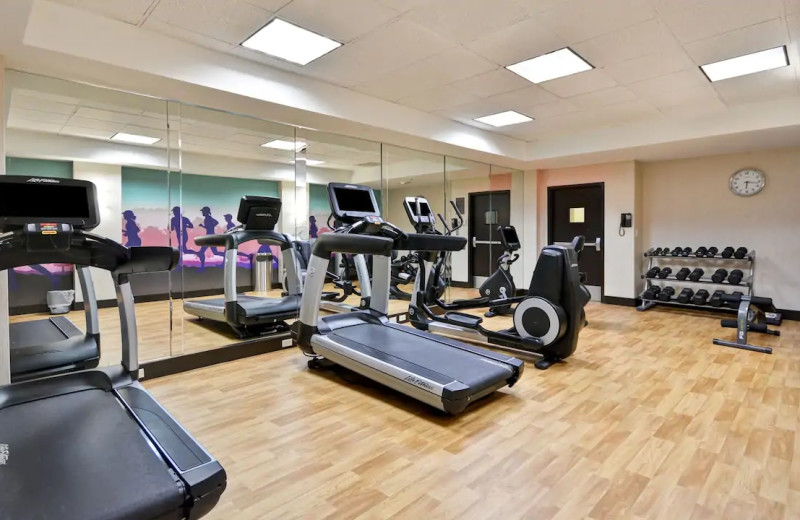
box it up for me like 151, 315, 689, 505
474, 110, 533, 127
110, 132, 160, 145
261, 139, 307, 151
701, 46, 789, 82
507, 48, 593, 84
242, 18, 342, 65
293, 158, 325, 166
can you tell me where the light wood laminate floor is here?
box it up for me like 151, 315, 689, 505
143, 301, 800, 519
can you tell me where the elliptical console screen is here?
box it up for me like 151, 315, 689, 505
500, 226, 520, 248
332, 187, 377, 214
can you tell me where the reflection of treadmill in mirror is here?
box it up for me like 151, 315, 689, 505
293, 183, 524, 414
3, 196, 101, 383
183, 196, 302, 338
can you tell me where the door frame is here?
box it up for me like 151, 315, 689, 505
467, 189, 511, 287
546, 182, 605, 296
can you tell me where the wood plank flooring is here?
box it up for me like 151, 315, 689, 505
142, 301, 800, 519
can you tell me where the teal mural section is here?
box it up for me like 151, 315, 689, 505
6, 157, 72, 178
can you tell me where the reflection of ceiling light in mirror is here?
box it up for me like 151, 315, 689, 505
293, 158, 325, 166
110, 132, 161, 145
507, 48, 593, 83
700, 46, 789, 81
241, 18, 342, 65
474, 111, 532, 127
261, 139, 307, 151
399, 180, 412, 185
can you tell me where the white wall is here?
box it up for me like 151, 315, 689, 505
537, 161, 639, 299
72, 162, 122, 302
0, 57, 9, 385
522, 171, 538, 285
641, 147, 800, 311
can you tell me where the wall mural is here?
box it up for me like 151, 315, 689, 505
6, 157, 74, 313
121, 167, 280, 296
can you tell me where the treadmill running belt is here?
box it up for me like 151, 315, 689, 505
330, 323, 514, 395
0, 389, 185, 520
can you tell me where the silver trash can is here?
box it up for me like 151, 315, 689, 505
253, 253, 273, 292
47, 290, 75, 315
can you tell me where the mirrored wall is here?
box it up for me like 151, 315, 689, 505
3, 69, 528, 367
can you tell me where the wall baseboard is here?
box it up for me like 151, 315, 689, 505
450, 281, 472, 289
779, 309, 800, 322
602, 296, 637, 307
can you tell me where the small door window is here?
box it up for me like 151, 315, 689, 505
570, 207, 585, 223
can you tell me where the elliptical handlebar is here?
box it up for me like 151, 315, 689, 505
448, 201, 464, 232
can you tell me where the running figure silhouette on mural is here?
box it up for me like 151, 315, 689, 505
122, 210, 142, 247
171, 206, 196, 255
225, 214, 251, 264
309, 215, 318, 239
197, 206, 224, 270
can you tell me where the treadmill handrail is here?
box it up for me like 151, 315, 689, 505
194, 229, 291, 250
311, 233, 394, 259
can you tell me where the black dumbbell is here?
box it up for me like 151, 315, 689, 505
657, 267, 673, 279
726, 291, 744, 308
681, 247, 692, 257
643, 286, 661, 300
728, 269, 744, 285
675, 267, 691, 281
660, 247, 670, 256
707, 247, 719, 258
670, 247, 683, 256
711, 269, 728, 283
695, 247, 708, 257
688, 268, 704, 282
677, 288, 695, 303
646, 266, 661, 278
734, 247, 748, 259
651, 248, 662, 256
721, 246, 735, 258
658, 286, 676, 301
692, 289, 710, 305
709, 290, 726, 307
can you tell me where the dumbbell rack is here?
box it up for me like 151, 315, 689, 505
637, 248, 755, 312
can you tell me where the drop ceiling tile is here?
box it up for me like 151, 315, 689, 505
644, 85, 722, 108
7, 119, 64, 134
589, 99, 662, 126
401, 0, 528, 44
64, 116, 125, 132
72, 107, 144, 125
14, 89, 82, 106
354, 47, 495, 101
465, 17, 564, 66
571, 20, 679, 67
787, 0, 800, 13
627, 69, 709, 100
50, 0, 156, 25
517, 0, 573, 15
661, 0, 783, 43
536, 0, 656, 42
539, 69, 617, 97
451, 68, 534, 98
275, 0, 400, 42
712, 67, 799, 105
243, 0, 292, 11
149, 0, 272, 45
604, 48, 697, 84
437, 97, 523, 120
567, 86, 637, 108
486, 85, 559, 111
60, 127, 118, 140
11, 93, 76, 115
302, 18, 453, 86
398, 85, 480, 112
658, 96, 728, 118
120, 125, 168, 139
524, 99, 581, 118
8, 107, 70, 125
683, 18, 788, 66
182, 122, 242, 139
143, 18, 238, 54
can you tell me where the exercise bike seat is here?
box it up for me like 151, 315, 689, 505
443, 311, 483, 328
452, 296, 490, 306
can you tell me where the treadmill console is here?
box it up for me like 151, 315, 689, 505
402, 196, 436, 233
328, 183, 380, 224
499, 226, 521, 252
237, 196, 281, 231
0, 176, 99, 232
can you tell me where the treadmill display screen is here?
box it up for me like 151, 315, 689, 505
500, 226, 520, 247
0, 184, 91, 219
333, 187, 377, 214
414, 201, 432, 218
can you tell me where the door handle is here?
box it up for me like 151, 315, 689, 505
591, 237, 602, 251
473, 238, 500, 246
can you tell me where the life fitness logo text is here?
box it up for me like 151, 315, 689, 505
256, 213, 273, 218
404, 375, 434, 391
0, 443, 9, 466
27, 178, 60, 184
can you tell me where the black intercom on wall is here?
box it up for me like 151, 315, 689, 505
619, 213, 632, 236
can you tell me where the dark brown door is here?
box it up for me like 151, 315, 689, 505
548, 183, 604, 300
468, 191, 510, 287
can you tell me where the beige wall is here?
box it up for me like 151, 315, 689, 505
537, 161, 640, 300
641, 147, 800, 311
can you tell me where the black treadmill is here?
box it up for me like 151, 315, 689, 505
183, 196, 302, 338
292, 183, 524, 414
0, 176, 226, 520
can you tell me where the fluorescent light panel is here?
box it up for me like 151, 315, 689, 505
242, 18, 341, 65
294, 158, 325, 166
475, 110, 532, 127
261, 139, 307, 151
110, 132, 160, 145
507, 48, 593, 84
701, 46, 788, 82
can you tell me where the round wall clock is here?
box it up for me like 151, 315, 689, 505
729, 168, 766, 197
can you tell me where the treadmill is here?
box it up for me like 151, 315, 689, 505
183, 196, 302, 338
292, 183, 524, 414
0, 175, 226, 520
10, 265, 101, 382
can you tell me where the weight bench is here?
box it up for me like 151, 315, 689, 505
712, 294, 781, 354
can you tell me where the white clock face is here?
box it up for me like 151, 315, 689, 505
730, 168, 766, 197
